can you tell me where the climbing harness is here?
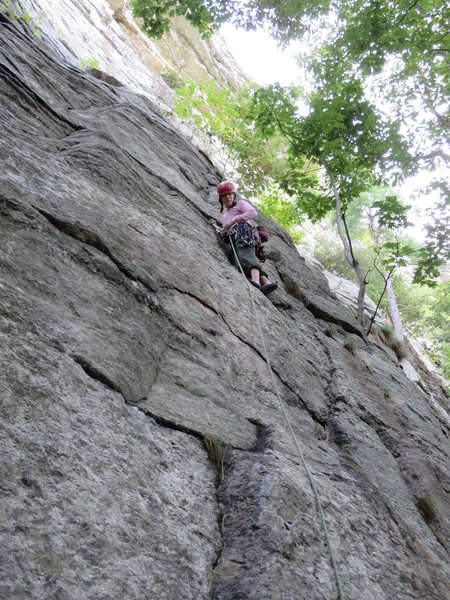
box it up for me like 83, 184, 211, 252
229, 236, 344, 600
225, 223, 268, 263
231, 223, 255, 248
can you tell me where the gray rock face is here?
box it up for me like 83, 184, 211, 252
26, 0, 248, 111
26, 0, 173, 108
1, 13, 449, 600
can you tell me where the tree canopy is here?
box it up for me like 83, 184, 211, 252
250, 80, 412, 215
130, 0, 319, 40
174, 79, 293, 193
138, 0, 448, 340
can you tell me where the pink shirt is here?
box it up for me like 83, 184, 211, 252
221, 199, 257, 230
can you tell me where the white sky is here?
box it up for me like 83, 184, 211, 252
220, 24, 302, 86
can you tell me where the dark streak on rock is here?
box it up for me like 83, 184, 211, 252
247, 418, 275, 453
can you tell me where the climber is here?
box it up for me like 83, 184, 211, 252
217, 180, 278, 296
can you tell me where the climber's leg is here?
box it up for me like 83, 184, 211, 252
250, 268, 261, 286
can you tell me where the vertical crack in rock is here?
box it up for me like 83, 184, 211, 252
202, 434, 230, 579
210, 435, 327, 600
247, 418, 275, 453
314, 332, 340, 430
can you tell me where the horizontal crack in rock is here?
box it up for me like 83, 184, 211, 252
71, 353, 205, 440
168, 286, 220, 315
71, 351, 232, 586
71, 354, 250, 449
302, 296, 363, 338
72, 354, 122, 395
33, 206, 159, 297
137, 406, 205, 441
34, 207, 136, 277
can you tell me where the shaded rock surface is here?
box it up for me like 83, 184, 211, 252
0, 12, 449, 600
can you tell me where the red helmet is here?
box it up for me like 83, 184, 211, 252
217, 180, 236, 198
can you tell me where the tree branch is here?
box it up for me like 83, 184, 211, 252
366, 264, 395, 336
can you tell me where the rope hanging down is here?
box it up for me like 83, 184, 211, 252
229, 237, 344, 600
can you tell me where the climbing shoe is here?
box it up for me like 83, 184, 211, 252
249, 280, 261, 288
260, 281, 278, 295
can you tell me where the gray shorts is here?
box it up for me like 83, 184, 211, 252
230, 237, 268, 279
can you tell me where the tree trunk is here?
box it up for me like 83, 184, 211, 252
366, 211, 406, 341
386, 277, 405, 341
323, 162, 367, 334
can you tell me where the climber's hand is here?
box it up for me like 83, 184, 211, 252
216, 226, 227, 237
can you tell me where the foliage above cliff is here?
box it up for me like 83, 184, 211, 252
131, 0, 323, 41
139, 0, 448, 342
175, 80, 292, 193
133, 1, 448, 169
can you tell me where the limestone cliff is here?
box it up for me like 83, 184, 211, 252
1, 10, 449, 600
